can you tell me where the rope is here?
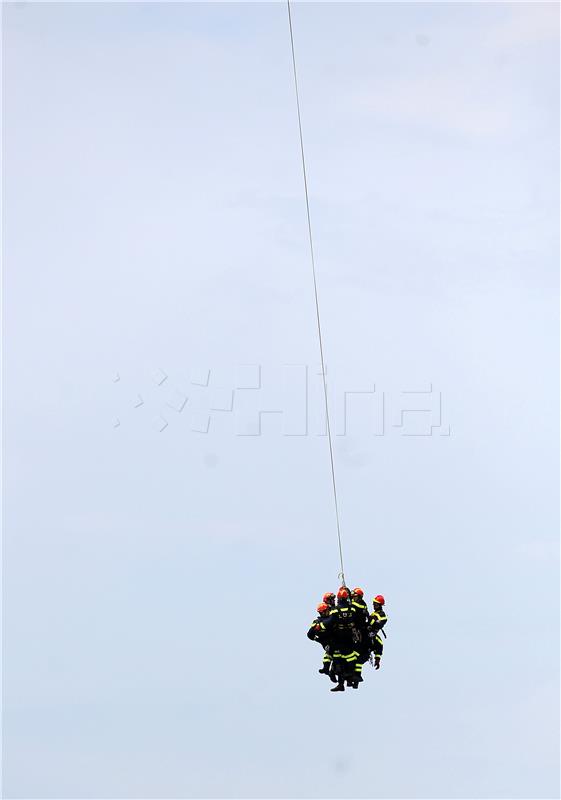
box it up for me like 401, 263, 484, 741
287, 0, 346, 586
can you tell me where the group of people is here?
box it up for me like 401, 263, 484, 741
307, 586, 387, 692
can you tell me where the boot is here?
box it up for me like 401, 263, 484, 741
375, 657, 381, 670
331, 682, 345, 692
318, 665, 331, 675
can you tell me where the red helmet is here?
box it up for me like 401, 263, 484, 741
352, 587, 364, 597
337, 588, 349, 600
373, 594, 385, 605
317, 603, 329, 615
322, 592, 336, 605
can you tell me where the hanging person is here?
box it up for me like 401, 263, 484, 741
307, 603, 335, 678
323, 588, 361, 691
351, 587, 370, 683
369, 594, 388, 670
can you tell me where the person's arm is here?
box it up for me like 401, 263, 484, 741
307, 619, 320, 640
369, 612, 381, 634
376, 612, 388, 631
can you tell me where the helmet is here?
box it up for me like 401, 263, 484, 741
351, 587, 364, 597
322, 592, 336, 605
373, 594, 385, 605
317, 603, 329, 615
337, 588, 349, 600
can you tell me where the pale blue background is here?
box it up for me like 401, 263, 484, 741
3, 2, 559, 797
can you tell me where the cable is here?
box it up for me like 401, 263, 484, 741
287, 0, 346, 586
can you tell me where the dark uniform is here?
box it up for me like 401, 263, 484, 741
323, 590, 361, 691
369, 596, 388, 669
351, 589, 370, 683
307, 604, 335, 678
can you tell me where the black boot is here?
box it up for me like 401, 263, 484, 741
331, 682, 345, 692
318, 665, 330, 675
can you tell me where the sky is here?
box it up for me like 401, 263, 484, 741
2, 2, 560, 798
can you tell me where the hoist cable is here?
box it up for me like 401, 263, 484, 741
287, 0, 346, 586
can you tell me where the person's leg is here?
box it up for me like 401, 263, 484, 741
342, 649, 358, 687
330, 644, 346, 691
373, 635, 383, 669
318, 647, 332, 675
354, 658, 364, 683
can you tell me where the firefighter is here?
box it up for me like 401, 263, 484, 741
369, 594, 388, 670
323, 588, 361, 691
307, 603, 334, 678
351, 587, 370, 683
320, 593, 337, 680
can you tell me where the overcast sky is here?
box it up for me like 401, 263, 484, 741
3, 2, 559, 798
